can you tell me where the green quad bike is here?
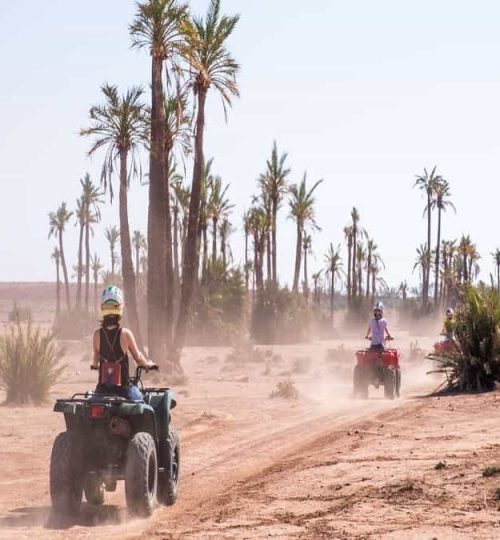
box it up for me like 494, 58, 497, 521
50, 366, 179, 517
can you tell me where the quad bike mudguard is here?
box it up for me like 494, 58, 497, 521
355, 348, 400, 369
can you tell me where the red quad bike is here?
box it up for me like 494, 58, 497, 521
353, 339, 401, 400
433, 338, 455, 355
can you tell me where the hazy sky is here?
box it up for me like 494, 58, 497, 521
1, 0, 500, 289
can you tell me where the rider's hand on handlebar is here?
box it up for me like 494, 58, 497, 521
144, 360, 159, 372
90, 365, 98, 371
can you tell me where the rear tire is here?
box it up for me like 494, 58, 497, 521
125, 432, 158, 517
353, 365, 368, 399
50, 432, 84, 515
158, 427, 180, 506
384, 369, 396, 400
84, 474, 105, 505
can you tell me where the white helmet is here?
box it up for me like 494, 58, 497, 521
446, 307, 454, 318
101, 285, 124, 317
373, 302, 384, 313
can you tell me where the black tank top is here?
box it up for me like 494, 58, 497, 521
99, 326, 130, 386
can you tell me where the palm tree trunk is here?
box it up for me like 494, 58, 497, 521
425, 194, 432, 307
111, 245, 116, 276
272, 199, 277, 283
244, 228, 249, 290
202, 224, 208, 279
347, 237, 352, 304
365, 253, 371, 299
119, 150, 143, 350
211, 217, 217, 264
93, 268, 98, 316
497, 263, 500, 293
55, 258, 61, 321
173, 206, 180, 281
434, 207, 442, 305
85, 221, 90, 313
254, 233, 263, 290
303, 243, 309, 302
221, 227, 227, 269
330, 270, 334, 323
59, 232, 71, 311
165, 153, 175, 349
292, 222, 302, 292
76, 222, 84, 310
352, 231, 357, 299
371, 272, 376, 303
147, 54, 168, 362
266, 231, 271, 285
173, 87, 207, 362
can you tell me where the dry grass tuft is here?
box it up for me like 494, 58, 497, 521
269, 378, 299, 400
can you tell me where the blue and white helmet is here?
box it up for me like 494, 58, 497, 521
373, 302, 384, 314
101, 285, 124, 317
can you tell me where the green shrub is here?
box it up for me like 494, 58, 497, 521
482, 465, 500, 478
430, 285, 500, 392
0, 321, 65, 404
8, 302, 32, 322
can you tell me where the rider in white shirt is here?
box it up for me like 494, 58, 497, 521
365, 302, 393, 352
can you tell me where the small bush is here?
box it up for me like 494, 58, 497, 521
494, 488, 500, 501
434, 461, 447, 470
8, 302, 32, 322
269, 378, 299, 400
482, 465, 500, 478
0, 321, 65, 404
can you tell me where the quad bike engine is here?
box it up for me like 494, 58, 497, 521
109, 416, 131, 438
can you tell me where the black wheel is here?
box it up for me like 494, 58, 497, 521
395, 368, 401, 398
50, 432, 84, 515
384, 368, 396, 400
353, 365, 368, 399
125, 432, 158, 517
84, 474, 105, 505
158, 427, 180, 506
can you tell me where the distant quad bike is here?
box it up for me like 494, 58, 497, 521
353, 340, 401, 400
433, 338, 455, 355
50, 366, 179, 517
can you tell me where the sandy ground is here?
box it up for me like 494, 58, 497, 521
0, 297, 499, 539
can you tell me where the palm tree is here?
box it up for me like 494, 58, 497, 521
130, 0, 188, 360
312, 270, 322, 305
133, 230, 147, 285
343, 225, 353, 303
174, 0, 240, 357
104, 226, 120, 277
289, 173, 323, 292
51, 247, 61, 320
302, 233, 312, 301
259, 141, 290, 283
324, 243, 343, 325
48, 203, 72, 311
398, 280, 408, 301
413, 244, 433, 302
81, 84, 147, 346
75, 195, 85, 310
81, 174, 103, 313
171, 175, 188, 281
242, 209, 251, 290
350, 208, 360, 299
493, 249, 500, 293
356, 243, 366, 298
208, 175, 233, 265
365, 238, 376, 299
219, 217, 232, 269
90, 253, 103, 315
414, 166, 442, 307
430, 179, 455, 304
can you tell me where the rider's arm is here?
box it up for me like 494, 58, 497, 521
385, 325, 393, 340
122, 328, 153, 368
91, 330, 99, 369
365, 325, 371, 339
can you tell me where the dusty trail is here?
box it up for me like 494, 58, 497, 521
0, 336, 439, 539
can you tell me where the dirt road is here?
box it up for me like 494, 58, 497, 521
0, 338, 498, 539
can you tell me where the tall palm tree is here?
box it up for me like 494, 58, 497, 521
75, 195, 85, 310
288, 173, 323, 292
324, 243, 343, 325
431, 179, 455, 304
302, 233, 312, 301
219, 217, 232, 269
130, 0, 188, 360
171, 175, 188, 281
81, 174, 103, 313
259, 141, 290, 283
104, 226, 120, 277
174, 0, 240, 357
414, 166, 442, 307
51, 247, 61, 320
493, 249, 500, 293
398, 280, 408, 302
48, 203, 72, 311
90, 253, 103, 315
242, 209, 251, 290
350, 208, 360, 299
356, 243, 366, 298
81, 84, 147, 346
365, 237, 376, 299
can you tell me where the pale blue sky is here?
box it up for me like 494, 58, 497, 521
1, 0, 500, 288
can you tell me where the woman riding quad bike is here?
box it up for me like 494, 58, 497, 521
91, 285, 156, 399
434, 307, 457, 354
365, 302, 394, 352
